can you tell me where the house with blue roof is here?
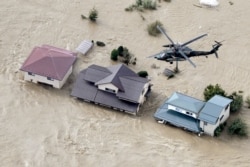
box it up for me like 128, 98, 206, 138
199, 95, 232, 136
154, 92, 232, 136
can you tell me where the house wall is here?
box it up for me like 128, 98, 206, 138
23, 66, 72, 89
57, 66, 73, 88
200, 121, 218, 136
98, 83, 118, 93
219, 105, 230, 124
200, 105, 230, 136
138, 82, 150, 104
168, 104, 198, 119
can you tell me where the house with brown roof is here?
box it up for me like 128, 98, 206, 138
71, 64, 152, 115
20, 45, 77, 89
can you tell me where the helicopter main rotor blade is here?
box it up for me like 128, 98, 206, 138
163, 44, 174, 47
179, 50, 196, 68
157, 25, 175, 46
147, 50, 166, 58
181, 34, 207, 47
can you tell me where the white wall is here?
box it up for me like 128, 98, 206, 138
200, 121, 218, 136
168, 105, 197, 118
218, 105, 230, 124
23, 66, 72, 89
138, 82, 150, 104
97, 81, 151, 104
200, 105, 230, 136
98, 83, 118, 93
58, 66, 73, 88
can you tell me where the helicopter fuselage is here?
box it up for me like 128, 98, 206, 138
150, 26, 222, 68
154, 45, 218, 63
154, 46, 192, 62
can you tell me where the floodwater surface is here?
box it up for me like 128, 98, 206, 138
0, 0, 250, 166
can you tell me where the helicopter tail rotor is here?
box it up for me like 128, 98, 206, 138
212, 40, 223, 58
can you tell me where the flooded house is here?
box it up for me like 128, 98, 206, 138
71, 64, 151, 115
20, 45, 77, 89
154, 92, 232, 136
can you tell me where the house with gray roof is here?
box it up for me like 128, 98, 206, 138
71, 64, 151, 115
20, 45, 77, 89
154, 92, 232, 136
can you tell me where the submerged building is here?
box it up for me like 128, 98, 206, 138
20, 45, 77, 89
71, 64, 151, 115
154, 92, 232, 136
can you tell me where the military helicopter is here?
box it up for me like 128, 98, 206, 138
149, 25, 223, 71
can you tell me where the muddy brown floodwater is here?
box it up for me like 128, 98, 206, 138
0, 0, 250, 166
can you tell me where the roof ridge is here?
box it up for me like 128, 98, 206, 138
48, 51, 60, 79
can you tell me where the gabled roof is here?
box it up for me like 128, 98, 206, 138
207, 95, 233, 108
95, 64, 139, 91
198, 95, 232, 124
83, 64, 111, 83
166, 92, 205, 114
20, 45, 76, 81
117, 76, 148, 102
71, 64, 150, 113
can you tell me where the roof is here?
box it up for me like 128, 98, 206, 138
198, 95, 232, 124
76, 40, 93, 55
71, 64, 150, 113
20, 45, 76, 81
95, 64, 139, 91
116, 76, 148, 102
84, 64, 111, 83
83, 64, 149, 102
154, 109, 201, 133
166, 92, 205, 114
200, 0, 219, 7
207, 95, 233, 107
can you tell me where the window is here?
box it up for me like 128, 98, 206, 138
28, 72, 34, 76
220, 115, 224, 121
105, 88, 116, 93
47, 77, 54, 81
204, 122, 207, 126
186, 111, 193, 116
225, 104, 229, 111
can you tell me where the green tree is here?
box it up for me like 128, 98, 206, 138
89, 7, 98, 22
203, 84, 226, 101
111, 49, 118, 61
245, 96, 250, 108
137, 71, 148, 78
214, 122, 226, 137
228, 118, 248, 137
117, 46, 124, 56
147, 20, 163, 36
142, 0, 157, 10
227, 92, 243, 113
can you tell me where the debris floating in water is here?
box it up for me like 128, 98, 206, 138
199, 0, 219, 7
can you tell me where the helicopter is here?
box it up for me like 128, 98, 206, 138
149, 25, 223, 70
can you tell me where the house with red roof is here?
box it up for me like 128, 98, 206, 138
20, 45, 77, 89
71, 64, 152, 115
